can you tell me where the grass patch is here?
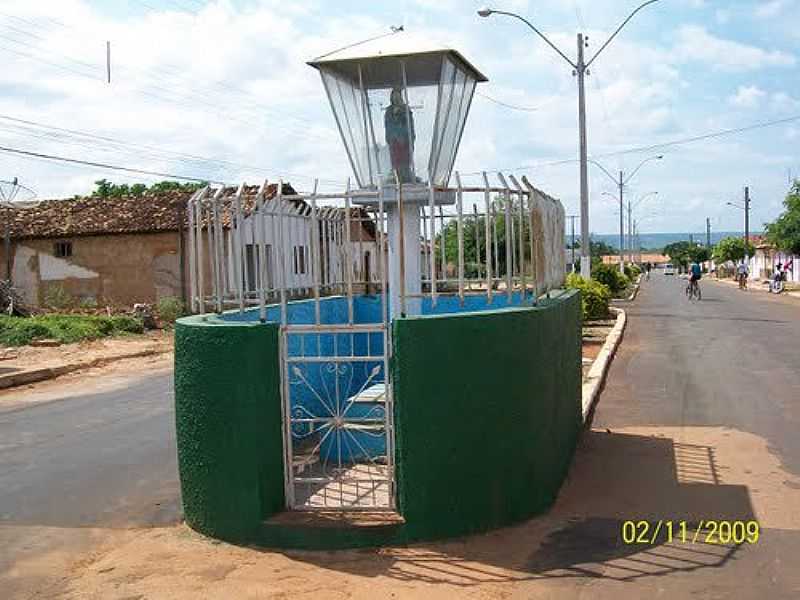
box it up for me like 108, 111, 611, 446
0, 314, 144, 346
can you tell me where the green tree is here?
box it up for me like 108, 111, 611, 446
90, 179, 205, 198
765, 181, 800, 255
663, 241, 694, 269
92, 178, 113, 198
436, 195, 530, 277
713, 237, 755, 264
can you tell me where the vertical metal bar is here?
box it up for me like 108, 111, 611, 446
455, 171, 464, 305
276, 181, 288, 326
344, 179, 354, 325
378, 183, 388, 327
234, 183, 245, 313
473, 203, 481, 284
497, 173, 512, 301
256, 180, 269, 322
195, 194, 205, 313
280, 330, 295, 508
395, 170, 407, 317
522, 177, 539, 302
310, 180, 321, 325
211, 187, 224, 313
420, 205, 429, 287
492, 200, 499, 282
439, 206, 446, 283
509, 175, 526, 301
187, 196, 197, 313
428, 179, 437, 307
482, 172, 493, 303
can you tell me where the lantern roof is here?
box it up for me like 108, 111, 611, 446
308, 33, 488, 84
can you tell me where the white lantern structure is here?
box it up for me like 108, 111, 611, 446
309, 35, 487, 316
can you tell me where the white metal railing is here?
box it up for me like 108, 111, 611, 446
186, 172, 566, 325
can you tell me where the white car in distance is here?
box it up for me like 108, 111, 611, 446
664, 263, 676, 276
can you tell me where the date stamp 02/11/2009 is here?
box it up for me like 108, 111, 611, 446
621, 520, 760, 545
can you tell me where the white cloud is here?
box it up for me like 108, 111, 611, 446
755, 0, 791, 18
673, 25, 796, 71
729, 85, 767, 108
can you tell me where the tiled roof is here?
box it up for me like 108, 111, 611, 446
1, 183, 296, 240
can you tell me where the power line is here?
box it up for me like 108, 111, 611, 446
475, 92, 540, 112
463, 113, 800, 175
0, 144, 222, 184
0, 113, 341, 184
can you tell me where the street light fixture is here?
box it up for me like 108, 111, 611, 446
477, 1, 663, 279
588, 155, 663, 273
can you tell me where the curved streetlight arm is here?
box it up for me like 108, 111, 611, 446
586, 0, 663, 68
485, 10, 577, 69
632, 191, 658, 210
623, 155, 663, 186
588, 159, 618, 186
727, 201, 745, 210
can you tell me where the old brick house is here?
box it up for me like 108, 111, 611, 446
0, 182, 381, 309
0, 190, 201, 309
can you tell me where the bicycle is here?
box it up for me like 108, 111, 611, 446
738, 273, 748, 290
770, 273, 786, 294
686, 279, 702, 301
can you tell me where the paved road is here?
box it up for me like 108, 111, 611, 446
0, 368, 180, 597
598, 273, 800, 475
571, 272, 800, 598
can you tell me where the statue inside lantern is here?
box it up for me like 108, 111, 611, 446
385, 87, 416, 183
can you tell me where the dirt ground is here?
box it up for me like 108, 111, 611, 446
25, 425, 798, 600
0, 330, 173, 369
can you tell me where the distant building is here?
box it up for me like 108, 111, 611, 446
0, 184, 379, 309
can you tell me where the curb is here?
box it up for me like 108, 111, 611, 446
611, 273, 642, 304
581, 306, 627, 424
0, 348, 169, 390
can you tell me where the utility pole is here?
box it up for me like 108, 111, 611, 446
618, 171, 624, 272
478, 1, 663, 280
627, 196, 633, 265
744, 186, 751, 260
567, 214, 579, 271
576, 33, 590, 279
706, 217, 711, 249
106, 41, 111, 84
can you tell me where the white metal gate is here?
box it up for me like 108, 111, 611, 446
281, 324, 394, 510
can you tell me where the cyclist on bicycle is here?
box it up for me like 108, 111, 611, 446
688, 261, 702, 296
737, 261, 749, 289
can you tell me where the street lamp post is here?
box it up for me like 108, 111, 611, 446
727, 186, 752, 262
478, 1, 663, 279
630, 191, 658, 262
590, 156, 663, 273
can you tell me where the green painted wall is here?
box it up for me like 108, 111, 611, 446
174, 314, 284, 544
392, 290, 583, 542
173, 291, 582, 549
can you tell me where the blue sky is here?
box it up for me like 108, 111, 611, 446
0, 0, 797, 235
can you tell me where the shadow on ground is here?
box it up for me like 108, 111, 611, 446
286, 430, 759, 586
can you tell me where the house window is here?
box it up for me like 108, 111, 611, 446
54, 241, 73, 258
294, 246, 307, 275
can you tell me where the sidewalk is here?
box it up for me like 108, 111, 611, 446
0, 331, 173, 392
709, 276, 800, 300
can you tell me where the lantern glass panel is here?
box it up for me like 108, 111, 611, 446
316, 51, 480, 190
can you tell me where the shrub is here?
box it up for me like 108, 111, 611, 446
156, 296, 185, 326
624, 264, 642, 280
566, 273, 611, 321
0, 314, 144, 346
592, 263, 630, 296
